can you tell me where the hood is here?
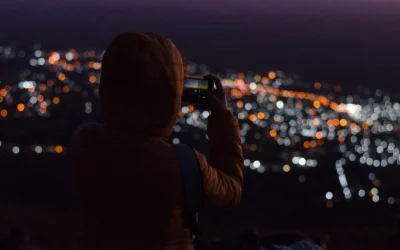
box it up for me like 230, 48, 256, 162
99, 32, 184, 139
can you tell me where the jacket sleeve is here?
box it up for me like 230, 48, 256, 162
196, 110, 244, 209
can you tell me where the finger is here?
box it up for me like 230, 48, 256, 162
204, 74, 223, 92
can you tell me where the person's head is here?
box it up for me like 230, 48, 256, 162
100, 32, 184, 138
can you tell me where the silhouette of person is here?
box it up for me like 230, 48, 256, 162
72, 32, 243, 250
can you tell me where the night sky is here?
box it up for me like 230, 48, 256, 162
1, 0, 400, 90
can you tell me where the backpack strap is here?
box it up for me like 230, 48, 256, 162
171, 144, 203, 238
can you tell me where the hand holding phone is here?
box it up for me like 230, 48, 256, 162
182, 75, 226, 111
182, 76, 213, 107
203, 74, 228, 112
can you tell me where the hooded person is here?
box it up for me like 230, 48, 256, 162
72, 32, 244, 250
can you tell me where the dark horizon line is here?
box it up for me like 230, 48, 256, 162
0, 45, 397, 96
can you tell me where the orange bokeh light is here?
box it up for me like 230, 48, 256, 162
313, 101, 321, 108
0, 89, 7, 96
55, 146, 63, 153
58, 73, 66, 81
89, 76, 97, 84
52, 97, 60, 104
249, 114, 257, 122
17, 104, 25, 112
63, 86, 70, 93
37, 94, 44, 102
268, 72, 277, 80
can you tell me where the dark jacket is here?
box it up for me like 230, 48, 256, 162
72, 32, 244, 250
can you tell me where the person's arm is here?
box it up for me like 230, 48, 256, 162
196, 75, 244, 209
196, 110, 244, 208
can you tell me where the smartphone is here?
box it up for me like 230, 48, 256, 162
182, 77, 213, 106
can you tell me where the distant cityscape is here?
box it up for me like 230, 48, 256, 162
1, 44, 400, 208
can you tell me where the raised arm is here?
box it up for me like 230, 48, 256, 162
196, 75, 244, 209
